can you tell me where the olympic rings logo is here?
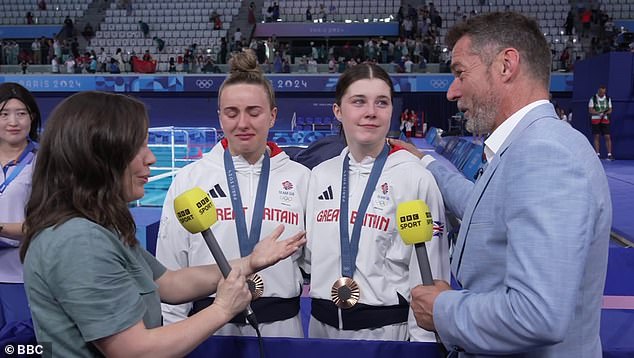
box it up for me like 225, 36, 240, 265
429, 79, 449, 89
195, 79, 214, 89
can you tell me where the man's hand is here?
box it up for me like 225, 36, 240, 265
387, 138, 425, 159
247, 225, 306, 274
411, 280, 452, 331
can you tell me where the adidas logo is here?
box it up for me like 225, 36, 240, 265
318, 186, 334, 200
209, 184, 227, 198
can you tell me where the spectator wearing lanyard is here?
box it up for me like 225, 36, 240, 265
0, 82, 41, 329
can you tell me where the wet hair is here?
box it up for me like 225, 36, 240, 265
0, 82, 41, 141
21, 91, 149, 260
334, 62, 394, 106
217, 51, 276, 109
446, 11, 551, 88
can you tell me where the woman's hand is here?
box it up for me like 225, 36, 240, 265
212, 268, 251, 320
247, 225, 307, 274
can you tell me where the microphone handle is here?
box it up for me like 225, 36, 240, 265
200, 229, 258, 328
415, 242, 434, 286
201, 229, 232, 277
415, 242, 448, 355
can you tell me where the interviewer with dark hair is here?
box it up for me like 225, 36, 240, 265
20, 91, 305, 357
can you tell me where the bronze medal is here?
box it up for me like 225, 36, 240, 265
331, 277, 360, 309
246, 273, 264, 300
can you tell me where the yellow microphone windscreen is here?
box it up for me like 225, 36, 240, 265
396, 200, 433, 245
173, 187, 218, 234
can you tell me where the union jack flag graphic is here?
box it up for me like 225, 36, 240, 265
282, 180, 294, 190
433, 221, 444, 237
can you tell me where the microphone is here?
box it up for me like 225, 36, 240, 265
173, 187, 259, 329
397, 200, 448, 354
396, 200, 434, 285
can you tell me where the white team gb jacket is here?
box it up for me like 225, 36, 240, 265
304, 146, 450, 341
157, 139, 310, 324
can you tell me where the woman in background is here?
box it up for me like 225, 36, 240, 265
0, 83, 41, 329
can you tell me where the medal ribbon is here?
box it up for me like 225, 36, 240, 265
339, 144, 389, 278
223, 148, 270, 257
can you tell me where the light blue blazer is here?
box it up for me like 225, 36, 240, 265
428, 103, 611, 357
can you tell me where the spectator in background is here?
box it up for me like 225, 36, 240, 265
557, 108, 570, 124
31, 39, 41, 66
272, 2, 280, 21
97, 47, 108, 72
409, 109, 418, 135
234, 28, 243, 49
219, 38, 227, 64
560, 46, 571, 71
168, 57, 176, 72
210, 11, 222, 30
564, 10, 575, 36
65, 56, 75, 74
63, 16, 74, 38
142, 50, 152, 62
317, 3, 326, 21
282, 58, 290, 73
109, 58, 120, 74
112, 48, 124, 72
248, 2, 256, 25
581, 8, 592, 38
306, 6, 313, 21
201, 57, 220, 73
38, 0, 47, 10
403, 55, 413, 73
153, 37, 165, 52
20, 58, 29, 74
273, 53, 283, 73
182, 48, 192, 73
26, 12, 34, 25
265, 6, 274, 22
52, 38, 61, 62
81, 23, 94, 41
87, 55, 97, 74
70, 37, 80, 59
328, 56, 336, 73
138, 20, 150, 38
39, 37, 47, 65
51, 55, 60, 73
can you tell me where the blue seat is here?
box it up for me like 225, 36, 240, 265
461, 143, 485, 182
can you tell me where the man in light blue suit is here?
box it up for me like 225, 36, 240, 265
392, 12, 611, 357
